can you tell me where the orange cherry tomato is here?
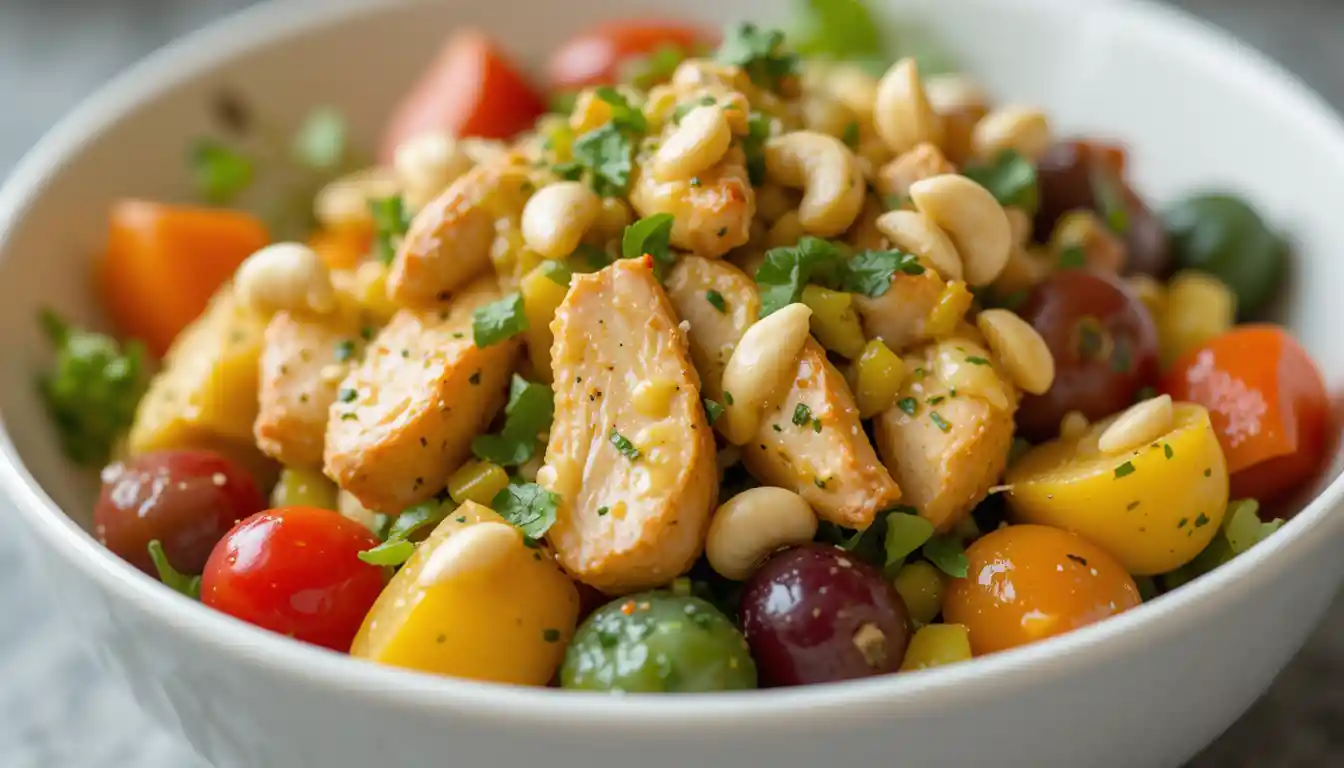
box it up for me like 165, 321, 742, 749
943, 525, 1141, 655
99, 200, 268, 357
378, 29, 546, 162
547, 19, 711, 91
1161, 325, 1329, 503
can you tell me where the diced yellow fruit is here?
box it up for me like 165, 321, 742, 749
1158, 271, 1236, 368
521, 263, 571, 383
901, 624, 972, 671
892, 561, 945, 627
332, 261, 399, 325
128, 288, 272, 480
448, 460, 509, 507
1005, 403, 1229, 575
925, 280, 973, 339
800, 284, 867, 359
351, 502, 580, 684
854, 339, 906, 419
271, 467, 339, 510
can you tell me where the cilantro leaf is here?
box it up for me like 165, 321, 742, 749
793, 0, 888, 66
703, 398, 725, 425
922, 534, 969, 578
573, 243, 613, 270
189, 139, 253, 204
609, 427, 641, 460
572, 123, 635, 195
883, 509, 935, 568
755, 236, 843, 316
384, 501, 453, 543
37, 309, 149, 466
470, 376, 555, 466
742, 112, 773, 186
472, 292, 528, 348
147, 540, 201, 599
493, 482, 561, 540
1057, 244, 1087, 269
705, 289, 727, 313
715, 23, 798, 92
622, 213, 676, 265
620, 44, 690, 90
593, 87, 647, 134
538, 260, 572, 286
369, 195, 410, 265
291, 107, 347, 171
962, 150, 1039, 214
839, 249, 925, 297
357, 540, 416, 566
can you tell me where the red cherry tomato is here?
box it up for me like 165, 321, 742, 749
202, 507, 386, 651
378, 29, 546, 162
95, 450, 265, 576
547, 20, 711, 91
1161, 325, 1329, 503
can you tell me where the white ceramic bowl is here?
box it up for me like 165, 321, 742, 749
2, 1, 1343, 766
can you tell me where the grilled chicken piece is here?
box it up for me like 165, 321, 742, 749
742, 340, 902, 529
387, 162, 532, 308
854, 267, 946, 352
873, 339, 1017, 532
666, 257, 901, 529
539, 257, 716, 594
629, 146, 755, 258
324, 277, 518, 512
254, 312, 359, 469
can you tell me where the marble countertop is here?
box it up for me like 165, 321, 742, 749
1, 1, 1341, 765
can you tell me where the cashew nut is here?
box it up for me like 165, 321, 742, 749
520, 181, 602, 259
720, 303, 814, 445
234, 242, 336, 318
394, 132, 476, 210
908, 174, 1012, 286
976, 308, 1056, 396
417, 521, 522, 588
651, 105, 733, 181
875, 209, 963, 281
706, 487, 819, 580
314, 167, 400, 229
764, 131, 866, 236
874, 58, 943, 156
1098, 395, 1175, 455
972, 106, 1053, 163
924, 74, 990, 116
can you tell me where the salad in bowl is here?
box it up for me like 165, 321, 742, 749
37, 0, 1329, 695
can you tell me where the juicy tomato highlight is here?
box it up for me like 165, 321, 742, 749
1162, 325, 1330, 503
378, 29, 546, 162
202, 506, 386, 651
547, 19, 711, 91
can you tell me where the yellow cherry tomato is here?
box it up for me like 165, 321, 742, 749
1004, 402, 1229, 575
351, 501, 579, 685
900, 623, 972, 671
944, 525, 1141, 655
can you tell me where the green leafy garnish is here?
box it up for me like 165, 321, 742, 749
883, 509, 935, 568
703, 398, 725, 425
792, 403, 814, 428
593, 87, 648, 134
792, 0, 888, 68
742, 112, 773, 186
755, 236, 843, 316
838, 249, 925, 297
333, 339, 356, 363
493, 482, 561, 540
147, 540, 201, 599
472, 292, 528, 348
922, 534, 969, 578
471, 376, 555, 466
929, 411, 951, 433
1057, 245, 1087, 270
357, 539, 416, 566
189, 139, 253, 204
1114, 461, 1136, 479
549, 90, 579, 116
573, 243, 613, 270
1090, 166, 1131, 234
705, 290, 727, 313
1223, 499, 1282, 555
609, 427, 641, 461
715, 23, 798, 92
571, 124, 636, 196
622, 213, 676, 267
291, 107, 347, 171
357, 500, 456, 566
539, 260, 572, 286
37, 309, 149, 465
897, 397, 918, 417
620, 44, 691, 90
841, 120, 861, 148
962, 150, 1039, 213
369, 195, 410, 265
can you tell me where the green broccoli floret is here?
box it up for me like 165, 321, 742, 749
37, 309, 149, 465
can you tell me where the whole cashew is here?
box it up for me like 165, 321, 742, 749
719, 303, 814, 445
908, 174, 1012, 286
651, 105, 733, 181
764, 131, 866, 237
520, 181, 602, 260
875, 209, 963, 281
874, 58, 944, 156
706, 487, 819, 580
234, 242, 336, 318
972, 106, 1053, 163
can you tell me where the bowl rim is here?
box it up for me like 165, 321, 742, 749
2, 0, 1344, 729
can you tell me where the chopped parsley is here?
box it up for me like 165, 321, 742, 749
1204, 468, 1212, 478
705, 289, 727, 313
609, 427, 641, 460
965, 356, 989, 366
1114, 461, 1137, 478
703, 398, 725, 425
369, 195, 410, 264
962, 149, 1039, 213
1057, 244, 1087, 270
922, 534, 969, 578
333, 339, 356, 363
538, 259, 572, 286
592, 87, 648, 134
472, 292, 528, 347
1194, 512, 1211, 528
188, 139, 253, 204
622, 213, 676, 268
471, 375, 555, 466
493, 482, 561, 540
715, 23, 798, 92
930, 411, 951, 432
742, 111, 773, 185
792, 403, 815, 428
468, 371, 482, 385
1164, 444, 1174, 460
838, 249, 925, 297
337, 387, 358, 403
620, 44, 691, 90
1090, 166, 1131, 234
542, 628, 562, 643
897, 397, 919, 416
571, 123, 636, 196
597, 506, 610, 517
723, 390, 735, 405
147, 540, 201, 599
291, 107, 347, 171
842, 121, 860, 148
672, 95, 719, 124
755, 236, 842, 316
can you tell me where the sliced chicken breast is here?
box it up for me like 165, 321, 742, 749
324, 277, 518, 512
539, 257, 716, 594
664, 255, 759, 403
254, 311, 359, 469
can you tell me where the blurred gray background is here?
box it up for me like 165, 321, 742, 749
0, 0, 1341, 765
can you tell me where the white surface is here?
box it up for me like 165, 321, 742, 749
1, 0, 1344, 766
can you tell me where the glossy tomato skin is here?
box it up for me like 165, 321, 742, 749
1015, 270, 1160, 441
1162, 325, 1329, 503
202, 507, 386, 651
1034, 140, 1172, 278
943, 525, 1141, 655
547, 20, 709, 91
95, 450, 265, 575
739, 545, 911, 687
378, 29, 546, 162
